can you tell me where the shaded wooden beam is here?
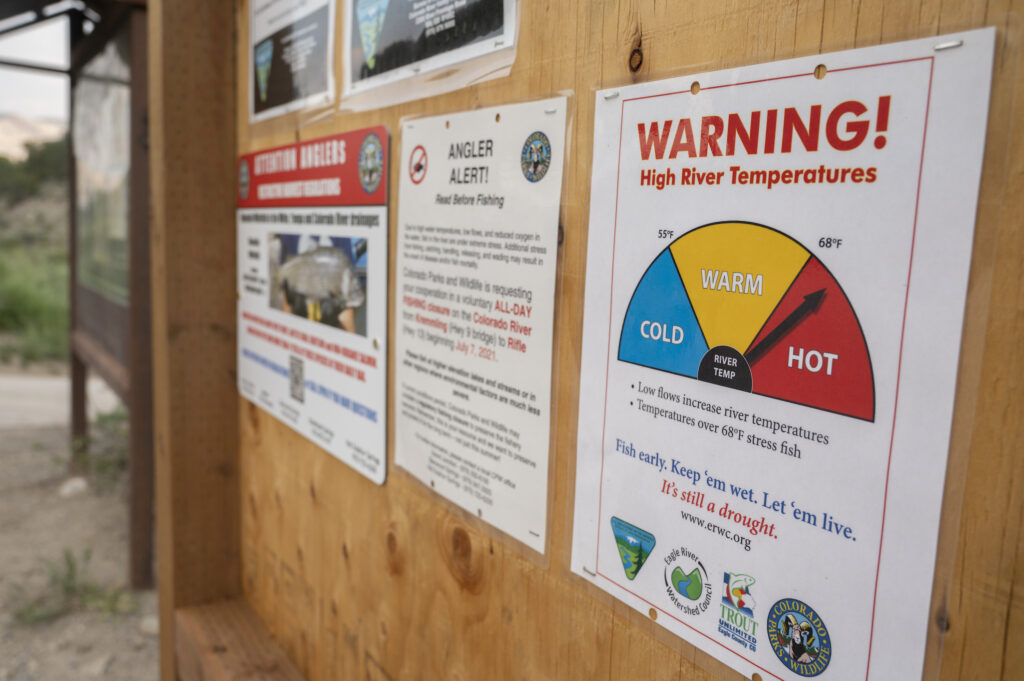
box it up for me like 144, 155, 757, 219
126, 5, 153, 591
0, 57, 67, 74
71, 329, 130, 400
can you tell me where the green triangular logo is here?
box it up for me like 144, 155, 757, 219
255, 39, 273, 102
611, 517, 655, 581
356, 0, 389, 70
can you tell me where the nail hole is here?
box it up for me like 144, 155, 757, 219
648, 608, 658, 620
628, 48, 643, 73
373, 338, 380, 349
814, 64, 827, 80
495, 113, 501, 122
430, 479, 435, 488
690, 81, 701, 95
445, 120, 450, 129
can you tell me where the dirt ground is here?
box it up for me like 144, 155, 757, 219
0, 378, 158, 680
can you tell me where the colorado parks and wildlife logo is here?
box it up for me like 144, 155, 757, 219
358, 133, 384, 194
238, 159, 251, 200
767, 598, 832, 677
610, 517, 655, 581
520, 131, 551, 182
718, 572, 758, 652
663, 546, 712, 616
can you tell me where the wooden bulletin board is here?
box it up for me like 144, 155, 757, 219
149, 1, 1024, 680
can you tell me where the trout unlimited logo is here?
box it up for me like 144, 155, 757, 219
718, 572, 758, 652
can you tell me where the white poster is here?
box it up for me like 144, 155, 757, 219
237, 128, 389, 483
395, 97, 567, 553
572, 31, 992, 681
251, 0, 336, 122
342, 0, 516, 106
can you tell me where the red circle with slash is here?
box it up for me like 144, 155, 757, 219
409, 145, 427, 184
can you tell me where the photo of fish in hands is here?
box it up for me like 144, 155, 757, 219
269, 234, 368, 336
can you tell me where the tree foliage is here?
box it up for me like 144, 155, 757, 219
0, 135, 68, 204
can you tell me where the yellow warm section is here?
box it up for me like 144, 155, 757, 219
670, 222, 810, 352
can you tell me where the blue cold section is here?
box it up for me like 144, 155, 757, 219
617, 250, 708, 378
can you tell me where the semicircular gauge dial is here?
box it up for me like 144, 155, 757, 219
617, 221, 874, 421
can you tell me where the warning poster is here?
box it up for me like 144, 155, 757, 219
394, 98, 567, 553
237, 127, 388, 484
250, 0, 335, 121
571, 31, 992, 680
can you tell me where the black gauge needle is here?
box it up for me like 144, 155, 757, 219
745, 288, 826, 366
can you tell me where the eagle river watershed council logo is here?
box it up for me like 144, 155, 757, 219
767, 598, 832, 677
359, 133, 384, 194
663, 546, 712, 616
520, 131, 551, 182
718, 572, 758, 652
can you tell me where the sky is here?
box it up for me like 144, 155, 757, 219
0, 15, 69, 122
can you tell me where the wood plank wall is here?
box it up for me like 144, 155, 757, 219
209, 2, 1024, 680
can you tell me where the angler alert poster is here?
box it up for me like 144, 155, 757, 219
237, 127, 388, 484
394, 98, 567, 553
572, 30, 993, 681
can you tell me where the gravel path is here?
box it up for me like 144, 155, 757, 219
0, 375, 157, 681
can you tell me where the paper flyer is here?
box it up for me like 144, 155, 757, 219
343, 0, 516, 98
394, 97, 567, 553
237, 127, 388, 483
250, 0, 335, 121
571, 30, 993, 680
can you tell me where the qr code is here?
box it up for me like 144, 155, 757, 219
289, 356, 305, 403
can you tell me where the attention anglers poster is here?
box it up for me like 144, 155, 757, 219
236, 127, 389, 483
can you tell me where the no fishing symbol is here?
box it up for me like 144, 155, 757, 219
409, 145, 427, 184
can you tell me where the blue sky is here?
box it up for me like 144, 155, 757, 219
0, 16, 68, 122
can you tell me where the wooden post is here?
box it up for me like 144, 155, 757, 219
68, 32, 86, 467
148, 0, 239, 678
127, 6, 154, 590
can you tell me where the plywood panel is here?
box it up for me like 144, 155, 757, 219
229, 2, 1024, 680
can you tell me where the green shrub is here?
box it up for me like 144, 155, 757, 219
0, 246, 68, 361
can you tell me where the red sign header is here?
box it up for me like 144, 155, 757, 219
237, 126, 388, 208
